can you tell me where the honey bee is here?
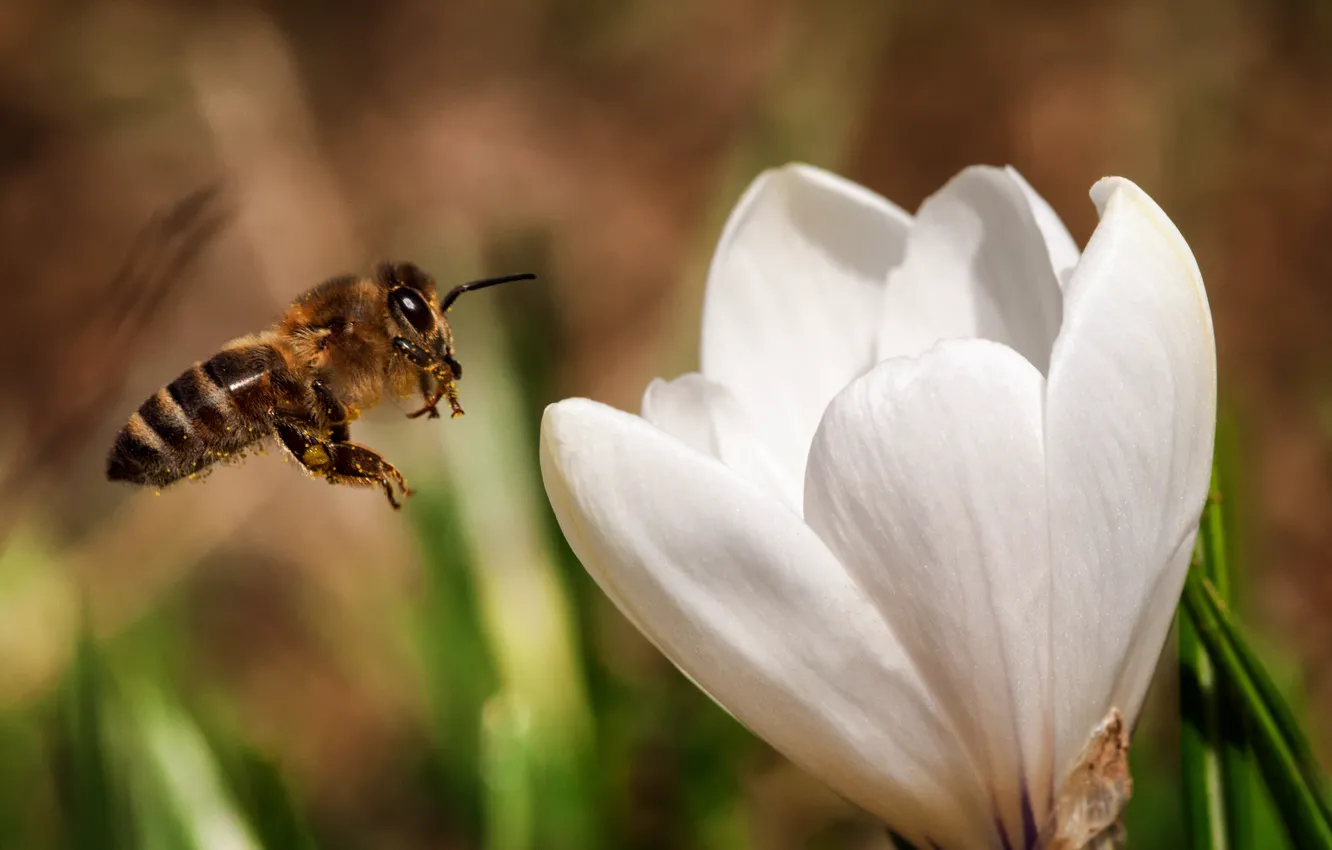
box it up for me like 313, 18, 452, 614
106, 262, 533, 508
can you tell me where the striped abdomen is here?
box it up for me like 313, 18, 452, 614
106, 344, 280, 487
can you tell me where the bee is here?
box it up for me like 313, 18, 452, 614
106, 262, 533, 508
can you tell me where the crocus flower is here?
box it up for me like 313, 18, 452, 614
539, 163, 1215, 849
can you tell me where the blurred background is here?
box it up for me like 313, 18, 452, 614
0, 0, 1328, 848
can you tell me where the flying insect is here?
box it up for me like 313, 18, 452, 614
106, 262, 533, 508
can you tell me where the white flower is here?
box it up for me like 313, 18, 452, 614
539, 164, 1216, 848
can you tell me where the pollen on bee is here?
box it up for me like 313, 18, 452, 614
303, 444, 331, 468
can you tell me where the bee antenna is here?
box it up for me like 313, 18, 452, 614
441, 273, 536, 311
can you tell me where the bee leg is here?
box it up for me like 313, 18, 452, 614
392, 337, 434, 368
408, 373, 462, 419
438, 353, 464, 417
394, 338, 463, 419
406, 372, 444, 420
274, 421, 410, 509
327, 442, 411, 509
311, 379, 352, 440
442, 375, 464, 419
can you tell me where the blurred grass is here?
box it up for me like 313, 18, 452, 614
409, 483, 498, 841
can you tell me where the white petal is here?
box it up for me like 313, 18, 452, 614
805, 340, 1053, 849
876, 166, 1065, 375
700, 163, 912, 490
641, 373, 800, 509
1045, 178, 1216, 776
541, 399, 993, 848
1006, 166, 1081, 285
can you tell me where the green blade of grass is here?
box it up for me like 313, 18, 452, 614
409, 483, 498, 841
412, 252, 601, 850
1180, 601, 1229, 850
191, 702, 319, 850
481, 694, 534, 850
222, 748, 317, 850
1197, 574, 1332, 825
1180, 431, 1255, 850
1182, 572, 1332, 849
1207, 415, 1256, 848
55, 628, 134, 850
1217, 659, 1257, 848
127, 687, 261, 850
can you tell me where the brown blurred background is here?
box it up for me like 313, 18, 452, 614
0, 1, 1329, 848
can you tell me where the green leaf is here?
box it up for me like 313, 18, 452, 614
223, 749, 317, 850
1208, 415, 1258, 848
1179, 607, 1229, 850
190, 702, 319, 850
409, 483, 497, 840
1217, 679, 1257, 848
1200, 576, 1332, 826
1180, 430, 1256, 850
406, 247, 602, 850
54, 629, 135, 850
126, 687, 261, 850
1182, 572, 1332, 849
481, 694, 535, 850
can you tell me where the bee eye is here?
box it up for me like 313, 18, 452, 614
390, 287, 434, 334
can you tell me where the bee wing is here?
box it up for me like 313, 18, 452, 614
0, 184, 232, 520
104, 183, 230, 347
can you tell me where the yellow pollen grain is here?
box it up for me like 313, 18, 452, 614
303, 445, 330, 468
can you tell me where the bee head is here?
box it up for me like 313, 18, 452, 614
379, 262, 535, 382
